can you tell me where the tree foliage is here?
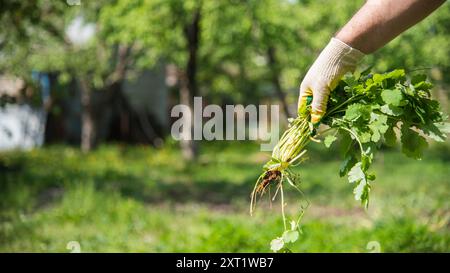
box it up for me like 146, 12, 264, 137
0, 0, 448, 151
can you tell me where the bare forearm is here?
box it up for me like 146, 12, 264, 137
336, 0, 445, 54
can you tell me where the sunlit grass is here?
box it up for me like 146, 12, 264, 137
0, 141, 448, 252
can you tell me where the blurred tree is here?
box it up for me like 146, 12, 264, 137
1, 0, 448, 154
0, 0, 67, 47
199, 0, 303, 118
101, 0, 211, 160
100, 0, 311, 159
248, 0, 304, 118
0, 1, 158, 152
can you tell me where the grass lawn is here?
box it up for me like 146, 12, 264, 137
0, 140, 449, 252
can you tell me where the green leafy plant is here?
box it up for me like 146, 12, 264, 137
251, 69, 449, 252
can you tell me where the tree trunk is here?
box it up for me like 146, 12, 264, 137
267, 46, 293, 118
79, 78, 96, 153
179, 73, 198, 160
77, 44, 131, 152
179, 8, 201, 161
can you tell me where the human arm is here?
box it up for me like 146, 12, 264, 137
298, 0, 446, 124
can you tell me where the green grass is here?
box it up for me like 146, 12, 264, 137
0, 140, 449, 252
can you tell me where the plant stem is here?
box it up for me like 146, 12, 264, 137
340, 127, 364, 157
280, 182, 287, 231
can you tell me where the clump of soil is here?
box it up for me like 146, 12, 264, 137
256, 170, 281, 194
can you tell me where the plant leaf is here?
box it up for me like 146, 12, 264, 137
380, 104, 403, 116
270, 237, 284, 252
411, 74, 426, 85
420, 123, 448, 142
384, 126, 397, 146
381, 89, 404, 106
348, 162, 366, 184
290, 220, 297, 231
339, 154, 357, 177
435, 122, 450, 134
368, 114, 389, 142
324, 135, 337, 148
401, 125, 428, 160
282, 230, 299, 243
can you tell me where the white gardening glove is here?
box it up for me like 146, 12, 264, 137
298, 37, 365, 124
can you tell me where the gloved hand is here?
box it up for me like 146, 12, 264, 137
298, 37, 365, 124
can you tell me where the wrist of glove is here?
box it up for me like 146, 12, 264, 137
298, 37, 365, 124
